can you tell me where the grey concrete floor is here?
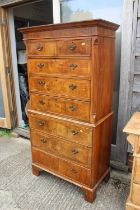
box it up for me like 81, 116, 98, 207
0, 136, 130, 210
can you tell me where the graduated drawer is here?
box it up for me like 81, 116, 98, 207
28, 58, 91, 77
30, 94, 90, 121
29, 114, 92, 147
32, 148, 91, 186
57, 38, 91, 56
31, 130, 91, 166
27, 40, 56, 56
134, 158, 140, 184
131, 183, 140, 205
29, 76, 90, 99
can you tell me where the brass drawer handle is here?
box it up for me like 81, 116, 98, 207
37, 121, 45, 126
71, 149, 79, 154
36, 44, 43, 51
69, 84, 77, 90
40, 138, 47, 144
39, 100, 45, 105
71, 168, 78, 174
69, 64, 77, 70
68, 43, 77, 51
38, 80, 45, 86
69, 105, 77, 111
71, 130, 79, 136
37, 63, 45, 68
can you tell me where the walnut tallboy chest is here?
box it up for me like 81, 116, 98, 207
20, 20, 119, 202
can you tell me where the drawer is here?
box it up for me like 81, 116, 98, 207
57, 39, 91, 56
29, 114, 92, 147
31, 131, 91, 166
30, 94, 90, 122
32, 148, 91, 186
29, 77, 90, 99
28, 59, 91, 77
27, 40, 56, 56
132, 183, 140, 205
134, 158, 140, 183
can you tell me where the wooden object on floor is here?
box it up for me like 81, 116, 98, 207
124, 112, 140, 210
19, 19, 119, 203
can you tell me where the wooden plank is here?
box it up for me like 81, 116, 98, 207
0, 0, 39, 7
0, 7, 11, 128
133, 75, 140, 92
132, 92, 140, 111
123, 112, 140, 135
115, 0, 138, 163
134, 57, 140, 74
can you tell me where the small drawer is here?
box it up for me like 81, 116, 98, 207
31, 131, 91, 166
134, 158, 140, 184
29, 113, 92, 147
30, 94, 90, 122
131, 183, 140, 205
29, 77, 90, 99
32, 148, 91, 186
57, 38, 91, 56
28, 59, 91, 77
27, 40, 56, 56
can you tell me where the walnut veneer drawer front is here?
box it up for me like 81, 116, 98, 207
57, 38, 91, 56
132, 183, 140, 205
30, 94, 90, 121
28, 40, 56, 56
28, 59, 91, 77
134, 158, 140, 183
29, 77, 90, 99
32, 148, 91, 186
31, 131, 91, 166
29, 114, 92, 147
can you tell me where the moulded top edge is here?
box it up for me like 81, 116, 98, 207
18, 19, 119, 34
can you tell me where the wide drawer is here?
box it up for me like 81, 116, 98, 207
29, 76, 90, 99
30, 94, 90, 121
27, 40, 56, 56
57, 38, 91, 56
31, 130, 91, 166
134, 158, 140, 184
29, 113, 92, 147
28, 58, 91, 77
131, 183, 140, 205
32, 148, 91, 186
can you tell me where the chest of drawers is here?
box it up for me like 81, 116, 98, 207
20, 19, 119, 203
124, 112, 140, 210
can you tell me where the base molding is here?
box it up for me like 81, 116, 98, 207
32, 163, 110, 203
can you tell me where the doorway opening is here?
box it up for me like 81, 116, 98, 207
9, 0, 53, 137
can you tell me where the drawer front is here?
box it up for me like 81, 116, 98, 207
132, 183, 140, 205
27, 40, 55, 56
32, 148, 91, 186
134, 158, 140, 183
29, 77, 90, 99
57, 39, 91, 56
31, 131, 91, 166
29, 114, 92, 146
30, 94, 90, 121
28, 59, 91, 77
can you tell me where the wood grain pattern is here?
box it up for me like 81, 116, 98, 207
20, 19, 118, 203
28, 58, 91, 78
30, 94, 90, 122
29, 113, 93, 147
29, 76, 90, 99
124, 112, 140, 209
31, 130, 92, 167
